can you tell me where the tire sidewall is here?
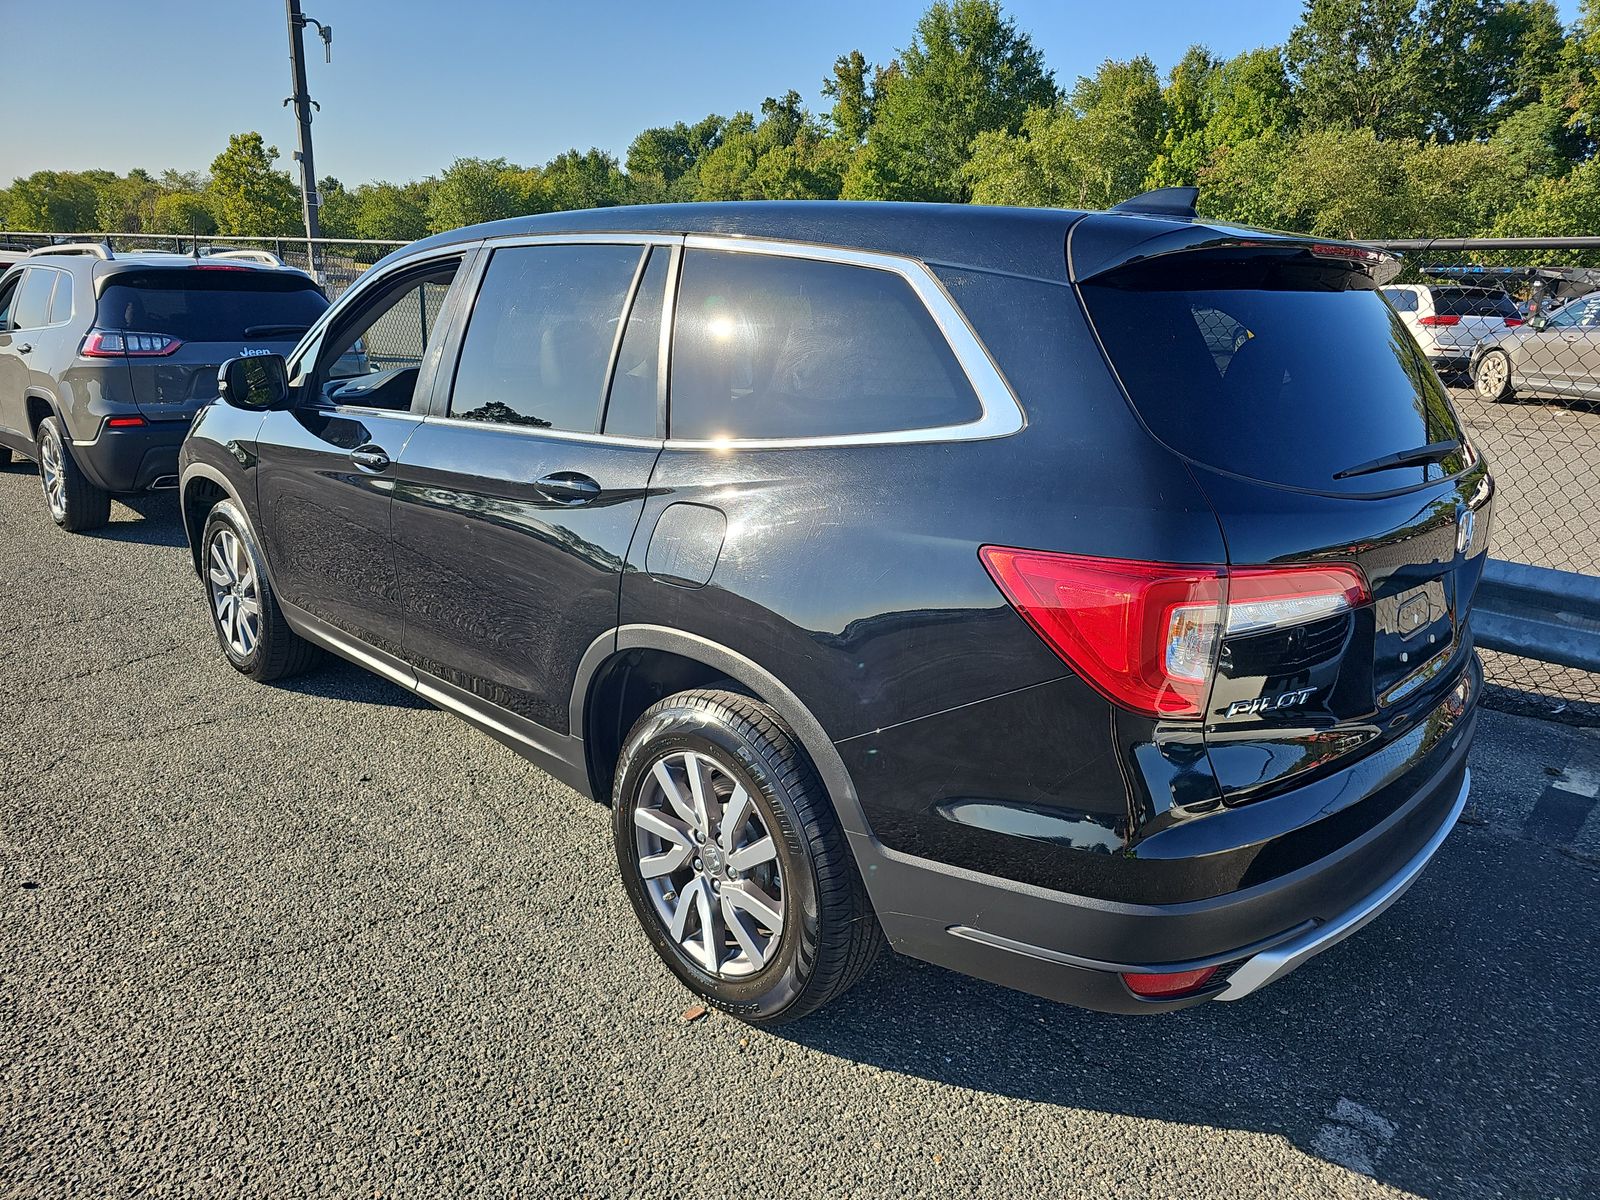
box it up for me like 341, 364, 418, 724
36, 417, 68, 525
201, 500, 267, 674
612, 699, 824, 1023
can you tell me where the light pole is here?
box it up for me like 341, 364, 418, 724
284, 0, 332, 279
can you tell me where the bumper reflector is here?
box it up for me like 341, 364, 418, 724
1120, 966, 1219, 998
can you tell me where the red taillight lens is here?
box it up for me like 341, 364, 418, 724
81, 330, 183, 357
1121, 967, 1220, 998
1504, 317, 1524, 327
979, 549, 1371, 720
978, 549, 1225, 718
105, 415, 147, 428
1417, 314, 1460, 326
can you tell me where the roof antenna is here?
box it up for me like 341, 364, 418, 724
1110, 187, 1199, 219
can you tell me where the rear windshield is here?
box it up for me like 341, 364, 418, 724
98, 269, 328, 343
1431, 288, 1520, 318
1081, 263, 1466, 492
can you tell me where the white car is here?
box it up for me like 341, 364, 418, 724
1381, 284, 1523, 376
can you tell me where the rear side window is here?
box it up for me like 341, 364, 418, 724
97, 269, 328, 342
1082, 259, 1466, 492
12, 269, 56, 329
48, 273, 73, 324
1432, 288, 1519, 318
603, 248, 668, 438
1381, 288, 1417, 313
449, 243, 644, 433
669, 250, 981, 441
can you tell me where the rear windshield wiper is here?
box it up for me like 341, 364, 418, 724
1333, 439, 1461, 481
243, 323, 312, 338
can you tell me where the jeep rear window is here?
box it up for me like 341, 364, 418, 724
1081, 257, 1466, 492
1431, 288, 1520, 318
97, 270, 328, 343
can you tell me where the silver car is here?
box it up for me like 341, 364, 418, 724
1470, 294, 1600, 403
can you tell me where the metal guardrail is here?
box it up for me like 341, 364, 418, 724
1475, 559, 1600, 674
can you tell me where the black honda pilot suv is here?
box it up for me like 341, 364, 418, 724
0, 245, 327, 530
178, 192, 1490, 1024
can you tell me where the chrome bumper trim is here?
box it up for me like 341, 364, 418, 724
1215, 767, 1471, 1001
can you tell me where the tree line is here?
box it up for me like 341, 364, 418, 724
6, 0, 1600, 244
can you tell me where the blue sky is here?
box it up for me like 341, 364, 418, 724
1, 0, 1584, 186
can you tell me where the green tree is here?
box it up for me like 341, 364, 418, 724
1204, 47, 1297, 147
1287, 0, 1431, 139
1401, 139, 1525, 236
348, 181, 433, 241
1197, 132, 1300, 228
92, 170, 160, 232
150, 192, 218, 235
206, 132, 301, 235
1147, 46, 1219, 188
844, 0, 1056, 202
4, 170, 101, 231
426, 157, 527, 232
823, 50, 898, 144
626, 115, 726, 201
536, 149, 628, 210
693, 96, 850, 201
965, 56, 1164, 209
1493, 156, 1600, 244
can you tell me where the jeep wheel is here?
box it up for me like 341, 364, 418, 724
612, 689, 880, 1026
36, 416, 109, 532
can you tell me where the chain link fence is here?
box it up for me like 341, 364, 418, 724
4, 229, 1596, 721
1375, 239, 1600, 724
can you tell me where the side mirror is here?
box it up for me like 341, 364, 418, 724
1528, 315, 1548, 331
217, 354, 289, 410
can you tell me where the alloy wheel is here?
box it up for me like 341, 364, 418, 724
207, 528, 261, 658
632, 750, 786, 978
38, 429, 67, 521
1476, 353, 1508, 399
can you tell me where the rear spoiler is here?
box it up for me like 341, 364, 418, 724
1068, 211, 1401, 287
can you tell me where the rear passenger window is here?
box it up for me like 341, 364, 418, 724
669, 250, 982, 441
12, 269, 55, 330
603, 249, 668, 438
450, 243, 644, 433
47, 273, 72, 324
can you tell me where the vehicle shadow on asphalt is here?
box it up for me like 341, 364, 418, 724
98, 492, 189, 548
773, 822, 1598, 1198
273, 657, 431, 709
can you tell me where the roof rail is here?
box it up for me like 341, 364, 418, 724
27, 241, 113, 260
1110, 187, 1199, 219
204, 249, 289, 267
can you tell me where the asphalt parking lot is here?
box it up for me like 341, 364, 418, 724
2, 458, 1598, 1199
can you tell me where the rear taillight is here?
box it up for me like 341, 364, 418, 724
1121, 967, 1220, 998
81, 330, 183, 357
1417, 314, 1460, 327
978, 549, 1370, 720
1504, 317, 1524, 327
105, 415, 147, 428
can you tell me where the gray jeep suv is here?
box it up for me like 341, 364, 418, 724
0, 244, 327, 530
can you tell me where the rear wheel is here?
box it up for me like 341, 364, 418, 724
201, 500, 321, 682
36, 416, 109, 532
612, 689, 880, 1026
1474, 349, 1514, 403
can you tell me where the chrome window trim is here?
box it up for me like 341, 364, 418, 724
666, 234, 1025, 450
315, 229, 1025, 452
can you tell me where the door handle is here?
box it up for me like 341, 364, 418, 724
16, 343, 31, 354
534, 471, 602, 504
349, 444, 391, 472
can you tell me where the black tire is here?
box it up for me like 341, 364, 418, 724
612, 689, 880, 1026
1473, 349, 1515, 403
200, 499, 321, 682
36, 416, 110, 532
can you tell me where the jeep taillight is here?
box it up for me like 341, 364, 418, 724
81, 330, 183, 357
978, 549, 1370, 720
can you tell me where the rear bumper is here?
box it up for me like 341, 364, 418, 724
853, 673, 1477, 1014
71, 417, 191, 493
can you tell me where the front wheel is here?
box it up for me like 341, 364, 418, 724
201, 500, 321, 682
612, 689, 880, 1026
36, 416, 109, 531
1473, 349, 1514, 403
